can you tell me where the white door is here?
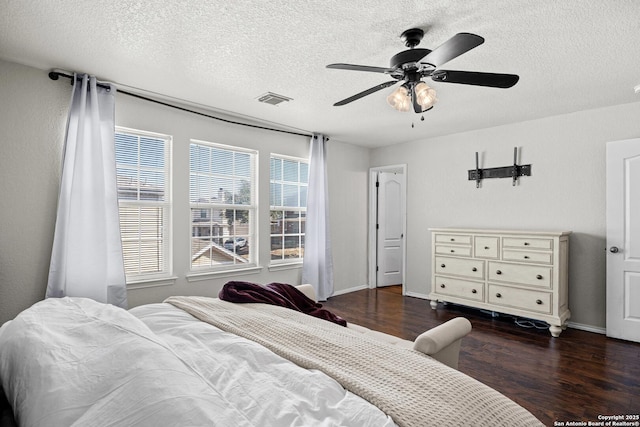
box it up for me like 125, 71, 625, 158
376, 171, 404, 287
606, 138, 640, 342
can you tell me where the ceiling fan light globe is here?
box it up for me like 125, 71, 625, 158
387, 86, 411, 112
419, 95, 437, 110
397, 98, 411, 112
415, 82, 438, 110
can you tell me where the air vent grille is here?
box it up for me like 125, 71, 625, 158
257, 92, 292, 106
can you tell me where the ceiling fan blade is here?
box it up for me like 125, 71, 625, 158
431, 70, 519, 88
333, 80, 398, 106
421, 33, 484, 68
327, 63, 393, 74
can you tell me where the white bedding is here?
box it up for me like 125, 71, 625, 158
165, 296, 543, 427
131, 302, 396, 427
0, 297, 395, 426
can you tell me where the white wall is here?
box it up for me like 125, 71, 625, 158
117, 94, 371, 307
370, 101, 640, 329
326, 140, 370, 293
116, 93, 311, 307
4, 55, 638, 331
0, 59, 370, 323
0, 60, 68, 325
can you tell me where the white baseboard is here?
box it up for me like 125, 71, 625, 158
404, 291, 429, 300
333, 287, 431, 300
331, 284, 369, 297
566, 321, 606, 335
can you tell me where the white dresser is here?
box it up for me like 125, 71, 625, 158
429, 228, 571, 337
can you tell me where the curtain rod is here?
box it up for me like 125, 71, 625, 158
48, 70, 313, 139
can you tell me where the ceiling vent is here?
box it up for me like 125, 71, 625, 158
257, 92, 292, 106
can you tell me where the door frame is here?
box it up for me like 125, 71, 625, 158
368, 164, 407, 294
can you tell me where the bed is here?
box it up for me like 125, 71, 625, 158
0, 283, 543, 426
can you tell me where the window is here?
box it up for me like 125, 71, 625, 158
115, 128, 172, 282
190, 140, 257, 270
270, 155, 308, 263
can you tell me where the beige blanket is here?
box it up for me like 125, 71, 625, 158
165, 296, 543, 427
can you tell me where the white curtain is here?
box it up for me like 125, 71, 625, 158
302, 134, 333, 301
46, 74, 127, 308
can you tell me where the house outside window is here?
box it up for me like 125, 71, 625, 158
190, 140, 257, 271
270, 155, 308, 263
115, 128, 172, 282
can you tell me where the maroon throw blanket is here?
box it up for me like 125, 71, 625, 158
219, 281, 347, 327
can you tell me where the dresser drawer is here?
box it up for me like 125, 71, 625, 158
502, 249, 552, 264
488, 284, 552, 314
488, 261, 552, 288
435, 234, 472, 245
435, 256, 484, 280
435, 244, 472, 257
502, 237, 553, 250
474, 236, 499, 258
434, 276, 484, 301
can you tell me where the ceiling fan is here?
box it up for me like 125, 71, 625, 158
327, 28, 519, 113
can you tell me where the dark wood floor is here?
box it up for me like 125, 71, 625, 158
322, 286, 640, 427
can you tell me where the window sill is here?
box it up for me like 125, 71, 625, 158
186, 265, 264, 282
126, 276, 178, 290
268, 261, 303, 272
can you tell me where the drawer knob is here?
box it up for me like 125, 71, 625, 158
536, 299, 543, 305
496, 293, 502, 298
450, 249, 455, 253
472, 267, 477, 272
524, 242, 530, 246
524, 255, 530, 259
536, 274, 543, 280
441, 264, 446, 268
471, 289, 477, 294
484, 246, 490, 250
440, 284, 446, 288
450, 238, 455, 241
496, 270, 502, 275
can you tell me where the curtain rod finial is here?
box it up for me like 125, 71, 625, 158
48, 71, 60, 80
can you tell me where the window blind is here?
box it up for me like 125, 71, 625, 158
189, 141, 256, 270
115, 129, 171, 280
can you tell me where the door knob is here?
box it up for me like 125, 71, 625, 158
609, 246, 620, 253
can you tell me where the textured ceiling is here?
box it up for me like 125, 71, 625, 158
1, 0, 640, 147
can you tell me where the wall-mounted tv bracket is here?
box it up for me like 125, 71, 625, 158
468, 147, 531, 188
